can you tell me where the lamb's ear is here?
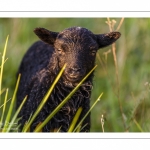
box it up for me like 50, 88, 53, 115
96, 32, 121, 49
34, 28, 58, 45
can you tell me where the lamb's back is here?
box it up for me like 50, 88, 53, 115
17, 41, 54, 108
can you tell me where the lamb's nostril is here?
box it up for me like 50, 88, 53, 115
67, 67, 82, 78
72, 68, 81, 72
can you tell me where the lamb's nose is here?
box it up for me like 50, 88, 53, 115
70, 68, 81, 75
69, 67, 81, 76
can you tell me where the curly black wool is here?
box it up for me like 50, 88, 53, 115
16, 27, 121, 132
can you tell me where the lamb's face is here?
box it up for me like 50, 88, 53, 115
54, 27, 99, 83
34, 27, 121, 84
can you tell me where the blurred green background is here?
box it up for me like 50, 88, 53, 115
0, 18, 150, 132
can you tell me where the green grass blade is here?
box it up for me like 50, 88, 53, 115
73, 92, 103, 132
2, 74, 21, 132
68, 107, 83, 132
56, 126, 62, 132
6, 95, 27, 132
76, 125, 81, 132
0, 58, 8, 69
22, 113, 33, 132
0, 88, 6, 96
0, 35, 9, 117
78, 123, 88, 132
133, 119, 144, 132
0, 88, 9, 128
34, 65, 97, 132
0, 99, 11, 109
23, 64, 66, 132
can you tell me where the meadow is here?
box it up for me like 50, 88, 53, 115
0, 18, 150, 132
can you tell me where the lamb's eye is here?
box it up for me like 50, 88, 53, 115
91, 50, 96, 56
57, 48, 62, 53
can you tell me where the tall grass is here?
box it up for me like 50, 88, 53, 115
106, 18, 127, 130
92, 18, 150, 132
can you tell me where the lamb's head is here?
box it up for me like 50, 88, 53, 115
34, 27, 121, 85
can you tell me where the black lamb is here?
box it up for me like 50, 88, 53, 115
16, 26, 121, 132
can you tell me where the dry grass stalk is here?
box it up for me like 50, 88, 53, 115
101, 114, 105, 132
106, 18, 126, 130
